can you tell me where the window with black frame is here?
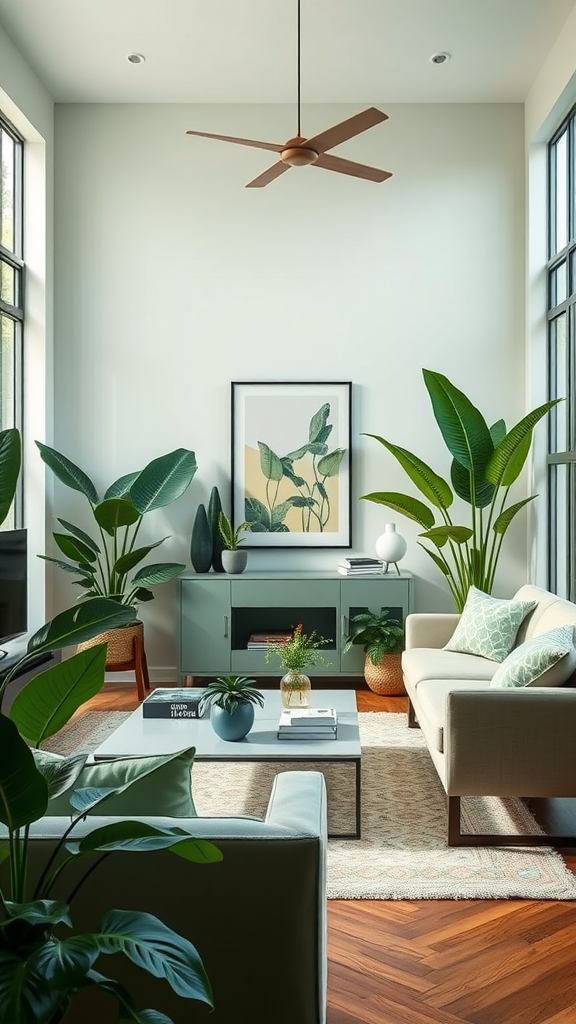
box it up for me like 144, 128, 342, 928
547, 107, 576, 599
0, 114, 23, 528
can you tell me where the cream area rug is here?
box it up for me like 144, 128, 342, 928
43, 709, 576, 901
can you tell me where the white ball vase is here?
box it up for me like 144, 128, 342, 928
375, 523, 407, 574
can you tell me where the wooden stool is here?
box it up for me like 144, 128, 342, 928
105, 629, 151, 702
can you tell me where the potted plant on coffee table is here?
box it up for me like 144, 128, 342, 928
218, 511, 252, 574
343, 609, 405, 695
200, 675, 264, 741
36, 442, 198, 666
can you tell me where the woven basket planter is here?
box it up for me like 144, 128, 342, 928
77, 621, 143, 666
364, 652, 405, 696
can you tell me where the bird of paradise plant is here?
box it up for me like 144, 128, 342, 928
361, 369, 560, 611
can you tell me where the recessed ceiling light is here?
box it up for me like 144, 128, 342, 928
126, 53, 146, 64
430, 52, 451, 65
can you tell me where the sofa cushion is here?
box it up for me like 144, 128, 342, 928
402, 648, 498, 690
490, 625, 576, 689
37, 747, 197, 817
413, 679, 492, 753
444, 586, 535, 662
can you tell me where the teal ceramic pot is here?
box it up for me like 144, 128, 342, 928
210, 703, 255, 741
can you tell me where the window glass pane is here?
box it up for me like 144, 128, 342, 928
0, 259, 16, 306
0, 314, 15, 432
555, 131, 568, 253
550, 261, 567, 307
0, 128, 14, 253
549, 463, 568, 598
549, 313, 567, 451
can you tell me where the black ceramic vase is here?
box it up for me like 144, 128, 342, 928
190, 503, 212, 573
208, 485, 225, 573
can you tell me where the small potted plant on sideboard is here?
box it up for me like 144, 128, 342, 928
218, 512, 252, 574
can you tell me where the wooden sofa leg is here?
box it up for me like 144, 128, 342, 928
407, 699, 420, 729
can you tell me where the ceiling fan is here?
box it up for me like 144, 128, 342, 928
186, 0, 392, 189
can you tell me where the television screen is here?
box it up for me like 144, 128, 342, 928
0, 529, 27, 642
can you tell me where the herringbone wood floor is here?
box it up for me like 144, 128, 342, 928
85, 681, 576, 1024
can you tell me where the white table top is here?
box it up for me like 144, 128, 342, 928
93, 688, 361, 761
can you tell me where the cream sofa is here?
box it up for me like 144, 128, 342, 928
402, 585, 576, 847
19, 770, 327, 1024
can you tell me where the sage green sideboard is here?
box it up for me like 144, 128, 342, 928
176, 570, 414, 682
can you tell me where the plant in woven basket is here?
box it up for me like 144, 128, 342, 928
36, 442, 198, 607
343, 609, 404, 665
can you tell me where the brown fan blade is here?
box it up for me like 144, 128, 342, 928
186, 130, 284, 154
305, 107, 388, 156
245, 161, 292, 189
314, 152, 392, 183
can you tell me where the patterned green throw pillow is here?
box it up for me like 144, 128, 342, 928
444, 586, 536, 662
490, 624, 576, 688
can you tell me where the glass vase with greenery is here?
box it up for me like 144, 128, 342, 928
265, 624, 331, 708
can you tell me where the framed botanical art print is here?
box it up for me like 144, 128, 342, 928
231, 381, 352, 548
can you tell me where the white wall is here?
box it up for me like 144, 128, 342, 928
0, 21, 54, 633
53, 100, 525, 678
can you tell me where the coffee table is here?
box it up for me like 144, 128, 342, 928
93, 688, 362, 839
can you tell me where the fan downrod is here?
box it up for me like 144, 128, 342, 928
280, 137, 318, 167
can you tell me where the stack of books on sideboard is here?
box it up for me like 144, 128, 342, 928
337, 556, 385, 576
277, 707, 338, 740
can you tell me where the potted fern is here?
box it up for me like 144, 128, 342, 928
200, 675, 264, 740
343, 609, 405, 695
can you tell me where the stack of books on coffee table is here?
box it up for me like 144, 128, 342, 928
277, 707, 338, 740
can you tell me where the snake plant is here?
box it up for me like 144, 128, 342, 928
361, 369, 560, 611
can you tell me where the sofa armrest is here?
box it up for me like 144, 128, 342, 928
444, 688, 576, 796
266, 769, 327, 839
405, 612, 460, 650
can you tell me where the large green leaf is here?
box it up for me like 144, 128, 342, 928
25, 599, 137, 660
493, 495, 537, 535
56, 519, 101, 555
35, 441, 99, 503
33, 750, 88, 799
70, 820, 212, 855
485, 399, 561, 488
114, 540, 166, 575
94, 498, 140, 535
364, 434, 453, 510
1, 899, 72, 929
131, 563, 186, 588
422, 369, 494, 474
95, 909, 213, 1005
0, 428, 21, 528
104, 471, 141, 500
360, 491, 435, 529
0, 946, 66, 1024
317, 449, 345, 477
38, 555, 95, 578
257, 442, 284, 482
9, 646, 108, 746
129, 449, 197, 514
450, 458, 495, 508
419, 525, 473, 547
0, 715, 48, 828
53, 533, 98, 564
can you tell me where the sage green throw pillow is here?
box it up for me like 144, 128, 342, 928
40, 746, 197, 817
444, 586, 536, 662
490, 625, 576, 688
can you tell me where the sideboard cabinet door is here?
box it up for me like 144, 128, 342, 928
178, 577, 231, 675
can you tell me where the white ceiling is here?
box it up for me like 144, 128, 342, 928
0, 0, 574, 105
